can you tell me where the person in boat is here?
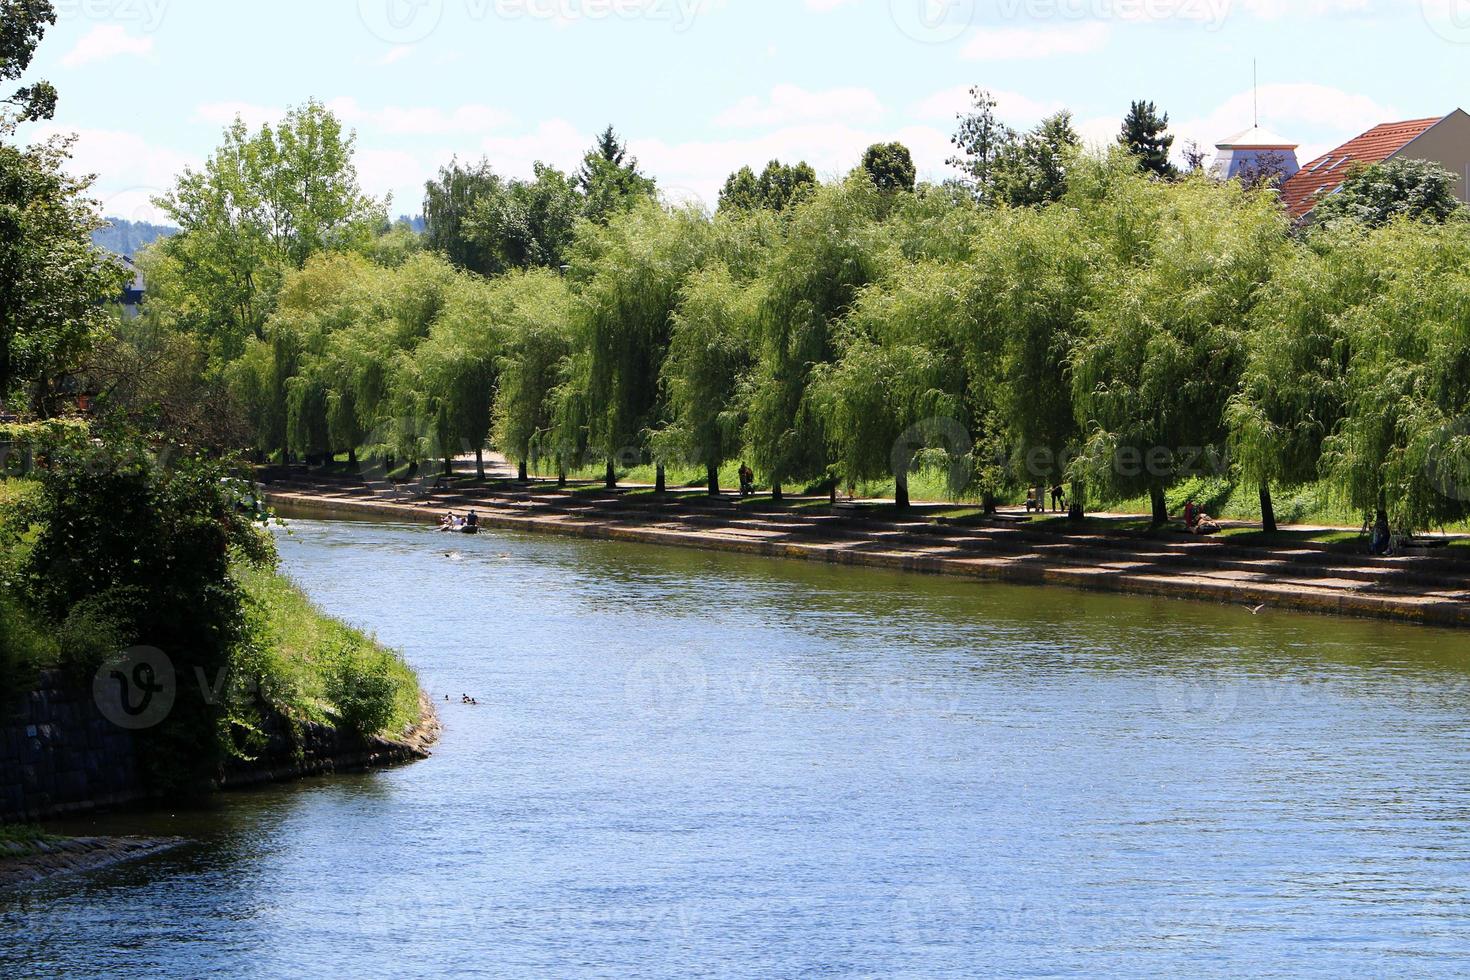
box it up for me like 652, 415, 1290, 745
440, 512, 457, 531
466, 509, 480, 531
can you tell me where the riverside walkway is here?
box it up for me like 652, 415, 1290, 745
260, 469, 1470, 630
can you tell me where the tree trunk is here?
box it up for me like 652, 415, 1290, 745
706, 463, 719, 497
772, 482, 784, 503
1150, 487, 1169, 526
475, 447, 486, 482
1259, 481, 1277, 534
605, 459, 617, 489
830, 484, 838, 506
982, 491, 997, 515
1069, 479, 1085, 522
655, 463, 666, 494
443, 455, 453, 478
895, 470, 910, 511
518, 458, 529, 482
557, 465, 567, 489
347, 447, 358, 469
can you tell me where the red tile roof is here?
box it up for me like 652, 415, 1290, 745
1278, 116, 1444, 217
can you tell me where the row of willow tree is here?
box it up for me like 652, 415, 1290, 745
125, 105, 1470, 534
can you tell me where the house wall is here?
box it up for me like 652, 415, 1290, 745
1394, 110, 1470, 203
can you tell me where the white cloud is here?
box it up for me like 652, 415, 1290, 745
805, 0, 857, 9
962, 22, 1109, 61
478, 119, 592, 179
714, 84, 886, 129
61, 25, 154, 69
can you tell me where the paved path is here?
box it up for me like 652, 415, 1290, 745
260, 470, 1470, 630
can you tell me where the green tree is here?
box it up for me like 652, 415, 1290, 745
1227, 227, 1372, 531
152, 101, 384, 362
862, 142, 917, 193
1312, 157, 1466, 228
492, 270, 573, 481
1069, 155, 1287, 524
570, 202, 713, 488
810, 261, 978, 509
743, 176, 885, 498
1118, 100, 1177, 180
653, 266, 756, 494
423, 157, 503, 276
1317, 220, 1470, 531
1, 0, 57, 122
718, 160, 817, 214
993, 111, 1080, 208
947, 87, 1017, 201
466, 162, 582, 271
0, 134, 124, 410
578, 126, 657, 224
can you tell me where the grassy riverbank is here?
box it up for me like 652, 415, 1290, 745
1, 474, 425, 747
236, 564, 422, 739
0, 824, 60, 860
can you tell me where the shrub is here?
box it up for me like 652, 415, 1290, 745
321, 627, 399, 738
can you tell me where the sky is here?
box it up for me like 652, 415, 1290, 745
16, 0, 1470, 223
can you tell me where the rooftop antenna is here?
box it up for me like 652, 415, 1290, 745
1253, 59, 1259, 129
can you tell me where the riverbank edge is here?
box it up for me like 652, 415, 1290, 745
0, 836, 187, 891
265, 489, 1470, 630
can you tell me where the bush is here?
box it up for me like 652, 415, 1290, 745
321, 627, 400, 738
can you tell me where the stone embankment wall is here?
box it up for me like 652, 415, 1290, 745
0, 674, 438, 824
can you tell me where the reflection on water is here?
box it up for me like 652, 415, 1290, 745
4, 519, 1470, 977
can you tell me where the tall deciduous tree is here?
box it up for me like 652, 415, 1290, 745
862, 142, 917, 193
1, 0, 57, 122
492, 270, 573, 481
993, 111, 1080, 208
423, 158, 503, 276
718, 160, 817, 214
947, 87, 1017, 201
152, 101, 384, 362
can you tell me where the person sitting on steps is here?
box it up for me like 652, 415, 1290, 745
739, 463, 755, 498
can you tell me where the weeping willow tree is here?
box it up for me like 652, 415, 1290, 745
492, 269, 573, 482
398, 279, 504, 479
570, 201, 714, 489
1069, 155, 1288, 524
1318, 219, 1470, 531
1227, 226, 1377, 531
966, 204, 1095, 517
743, 175, 886, 499
810, 260, 982, 509
652, 266, 756, 495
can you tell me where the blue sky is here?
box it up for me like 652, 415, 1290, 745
18, 0, 1470, 222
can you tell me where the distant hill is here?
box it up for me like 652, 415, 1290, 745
396, 215, 426, 234
93, 218, 178, 257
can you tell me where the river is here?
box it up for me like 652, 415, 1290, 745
4, 517, 1470, 978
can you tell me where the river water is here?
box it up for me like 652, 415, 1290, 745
4, 518, 1470, 978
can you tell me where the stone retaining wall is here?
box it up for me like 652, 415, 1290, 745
0, 674, 439, 824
